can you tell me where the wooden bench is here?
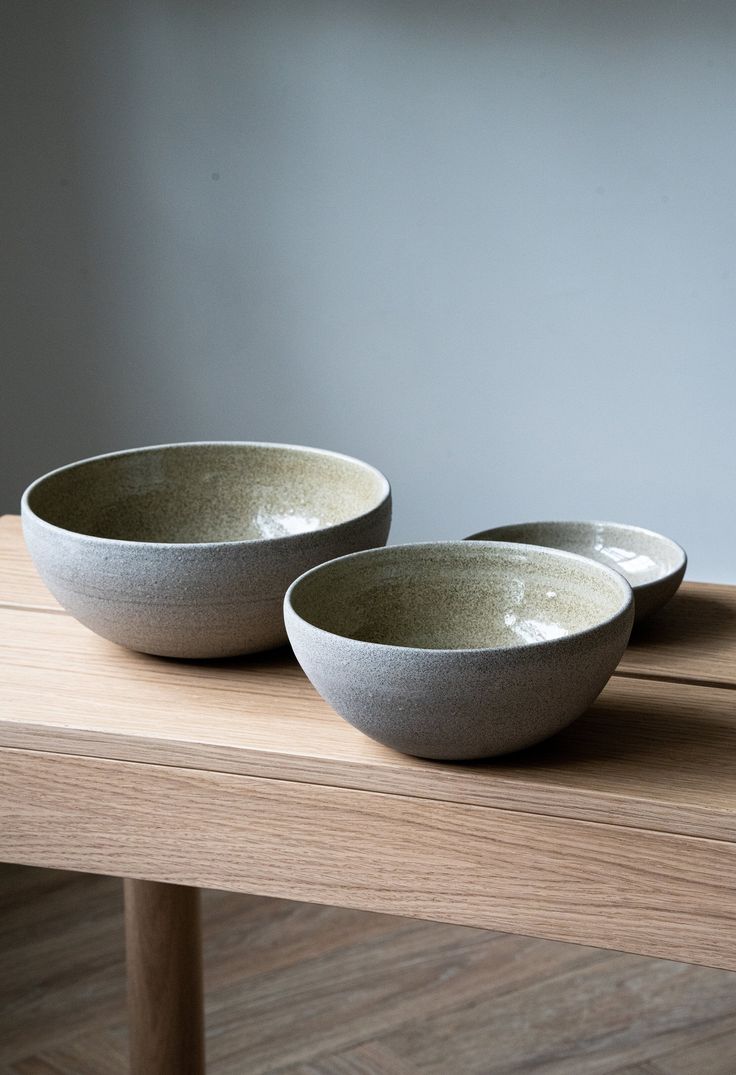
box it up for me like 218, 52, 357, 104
1, 514, 735, 1073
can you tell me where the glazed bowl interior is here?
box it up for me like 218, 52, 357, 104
466, 521, 685, 588
288, 541, 632, 650
24, 443, 389, 544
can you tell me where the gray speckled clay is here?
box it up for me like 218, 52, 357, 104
22, 442, 391, 658
466, 521, 687, 623
284, 541, 634, 760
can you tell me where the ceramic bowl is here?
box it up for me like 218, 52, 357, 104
22, 442, 391, 658
466, 521, 687, 622
284, 541, 634, 760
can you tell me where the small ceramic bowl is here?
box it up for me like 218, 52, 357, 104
22, 442, 391, 658
466, 521, 687, 622
284, 541, 634, 760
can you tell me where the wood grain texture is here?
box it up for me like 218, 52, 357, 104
1, 604, 735, 840
2, 747, 736, 972
5, 866, 736, 1075
283, 1043, 421, 1074
0, 517, 61, 613
619, 580, 736, 688
9, 1028, 127, 1075
379, 950, 736, 1075
0, 866, 126, 1066
124, 879, 204, 1075
2, 513, 735, 687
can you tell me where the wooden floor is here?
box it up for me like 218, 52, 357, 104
1, 865, 736, 1074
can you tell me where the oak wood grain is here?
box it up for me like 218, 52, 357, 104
6, 867, 736, 1075
2, 747, 736, 972
2, 513, 735, 688
620, 581, 736, 689
0, 516, 61, 613
124, 879, 204, 1075
1, 604, 735, 841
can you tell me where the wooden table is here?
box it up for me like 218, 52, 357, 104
1, 514, 735, 1074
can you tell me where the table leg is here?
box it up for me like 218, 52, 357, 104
124, 878, 205, 1075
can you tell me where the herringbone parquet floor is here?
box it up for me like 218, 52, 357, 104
2, 864, 736, 1074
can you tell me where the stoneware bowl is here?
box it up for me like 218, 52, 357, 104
466, 521, 687, 623
284, 541, 634, 760
22, 441, 391, 658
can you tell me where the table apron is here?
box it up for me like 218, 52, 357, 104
1, 746, 735, 972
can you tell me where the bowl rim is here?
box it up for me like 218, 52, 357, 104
465, 520, 687, 587
21, 440, 392, 549
284, 539, 635, 655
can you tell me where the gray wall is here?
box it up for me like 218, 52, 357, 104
3, 1, 734, 580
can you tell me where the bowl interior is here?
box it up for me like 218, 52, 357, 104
26, 443, 388, 543
289, 542, 630, 650
468, 522, 684, 588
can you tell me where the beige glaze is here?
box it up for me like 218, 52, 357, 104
285, 541, 634, 760
26, 442, 386, 543
22, 442, 391, 658
467, 521, 687, 622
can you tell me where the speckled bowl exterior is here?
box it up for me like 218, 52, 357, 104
466, 521, 687, 623
284, 541, 634, 761
22, 442, 391, 658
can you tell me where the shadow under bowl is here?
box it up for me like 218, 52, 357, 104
22, 441, 392, 657
466, 521, 686, 623
284, 540, 634, 760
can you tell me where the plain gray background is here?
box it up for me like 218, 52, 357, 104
2, 1, 734, 580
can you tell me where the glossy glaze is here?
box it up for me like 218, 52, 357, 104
22, 442, 392, 657
466, 521, 686, 622
26, 442, 386, 543
285, 541, 634, 760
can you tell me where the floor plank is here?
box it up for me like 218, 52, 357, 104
2, 865, 736, 1074
10, 1029, 127, 1075
641, 1019, 736, 1074
281, 1041, 421, 1074
383, 953, 736, 1074
609, 1065, 665, 1075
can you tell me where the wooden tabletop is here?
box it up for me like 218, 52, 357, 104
2, 514, 736, 973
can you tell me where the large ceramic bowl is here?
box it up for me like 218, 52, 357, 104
466, 521, 686, 622
22, 442, 391, 658
284, 541, 634, 760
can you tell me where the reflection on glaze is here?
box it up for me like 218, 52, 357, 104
592, 540, 660, 582
253, 512, 323, 539
291, 541, 631, 651
500, 579, 573, 645
504, 612, 569, 644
